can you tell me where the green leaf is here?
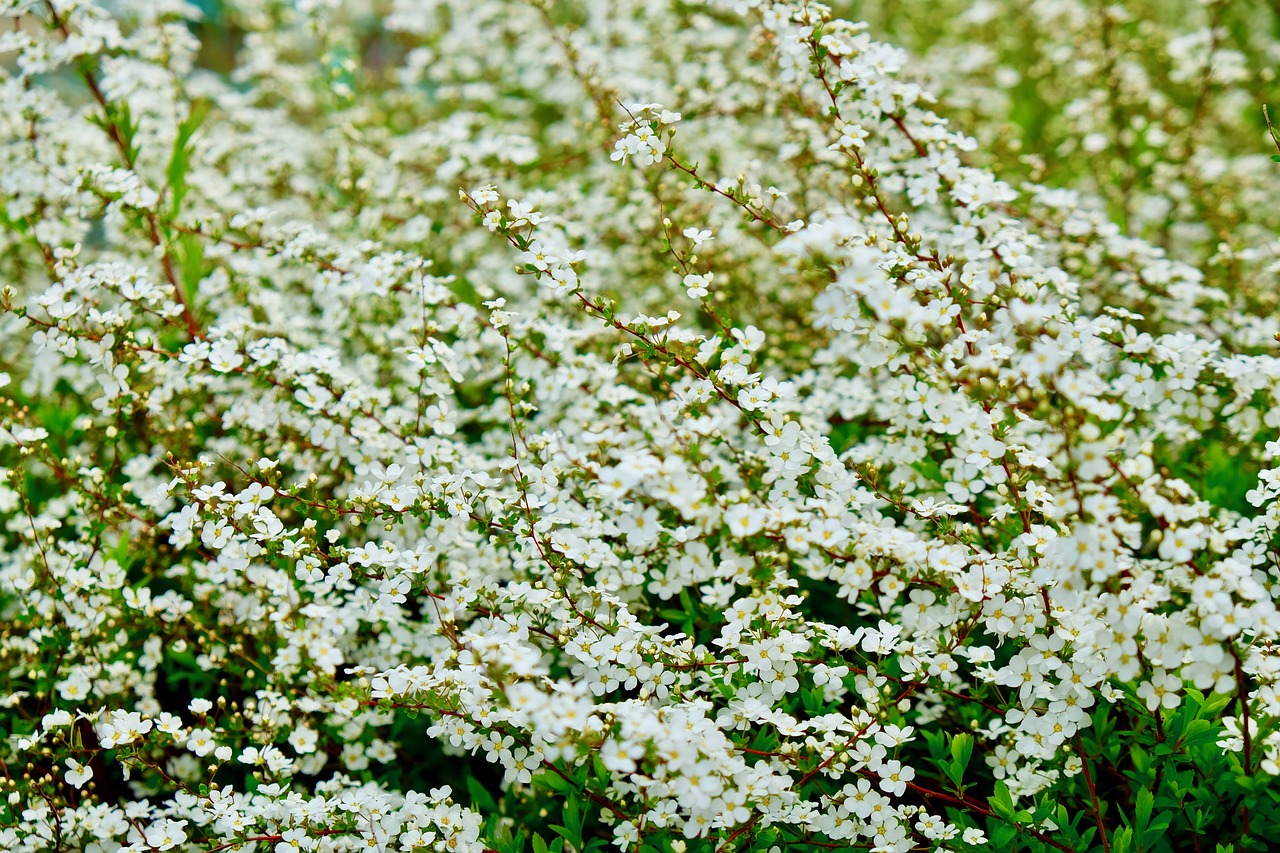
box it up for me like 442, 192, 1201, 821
922, 728, 946, 760
989, 780, 1016, 819
166, 99, 210, 218
112, 533, 132, 569
910, 458, 944, 484
1140, 813, 1172, 849
562, 795, 582, 842
1164, 704, 1192, 742
1182, 719, 1218, 750
951, 733, 974, 773
534, 833, 564, 853
466, 776, 497, 813
90, 98, 142, 166
175, 232, 205, 309
533, 769, 571, 793
1199, 692, 1234, 720
1133, 787, 1153, 835
800, 684, 826, 715
483, 815, 507, 848
991, 822, 1017, 847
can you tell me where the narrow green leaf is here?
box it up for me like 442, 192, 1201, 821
564, 796, 581, 839
166, 99, 211, 217
1133, 787, 1152, 835
177, 232, 205, 307
466, 776, 497, 813
921, 729, 946, 760
1140, 813, 1172, 848
951, 733, 974, 773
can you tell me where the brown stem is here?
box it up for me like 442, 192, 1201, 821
1233, 648, 1254, 776
905, 779, 1076, 853
1075, 736, 1111, 853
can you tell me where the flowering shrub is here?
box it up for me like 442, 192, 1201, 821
5, 0, 1280, 851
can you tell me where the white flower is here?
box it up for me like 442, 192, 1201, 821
724, 504, 766, 537
683, 272, 712, 299
1136, 668, 1183, 712
65, 759, 93, 789
682, 227, 713, 246
98, 710, 152, 749
186, 728, 217, 757
143, 818, 188, 851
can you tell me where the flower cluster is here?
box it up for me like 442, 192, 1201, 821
4, 0, 1280, 851
611, 105, 682, 168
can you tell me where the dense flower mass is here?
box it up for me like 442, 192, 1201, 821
3, 0, 1280, 850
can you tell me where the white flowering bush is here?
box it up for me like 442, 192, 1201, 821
5, 0, 1280, 850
